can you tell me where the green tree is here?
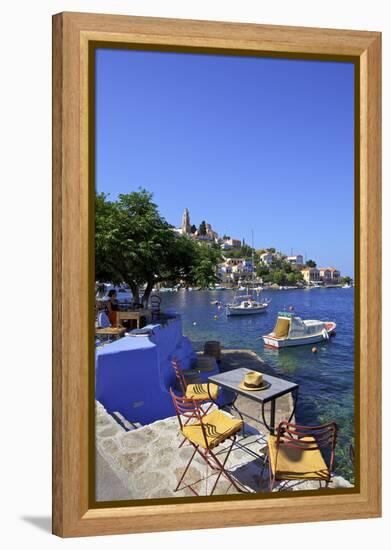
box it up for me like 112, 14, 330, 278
273, 270, 287, 286
306, 259, 317, 267
287, 272, 304, 286
342, 276, 353, 285
190, 224, 197, 234
190, 244, 222, 289
95, 190, 198, 304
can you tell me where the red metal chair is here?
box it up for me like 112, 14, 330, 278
172, 357, 219, 407
170, 389, 246, 496
267, 420, 338, 491
172, 358, 220, 447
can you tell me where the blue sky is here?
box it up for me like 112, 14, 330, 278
96, 49, 355, 276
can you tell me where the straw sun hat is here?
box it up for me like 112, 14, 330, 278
238, 371, 269, 391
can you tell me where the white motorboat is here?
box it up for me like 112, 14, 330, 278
262, 311, 336, 348
227, 295, 269, 316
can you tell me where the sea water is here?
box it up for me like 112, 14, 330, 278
160, 287, 355, 482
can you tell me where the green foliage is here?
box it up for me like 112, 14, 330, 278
190, 224, 197, 234
255, 255, 304, 286
287, 272, 298, 285
96, 190, 200, 303
306, 259, 317, 267
342, 276, 353, 285
273, 270, 287, 286
191, 244, 223, 289
95, 190, 224, 301
224, 244, 254, 260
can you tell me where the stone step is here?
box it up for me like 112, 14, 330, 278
112, 411, 142, 431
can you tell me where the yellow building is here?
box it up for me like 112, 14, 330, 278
301, 267, 320, 283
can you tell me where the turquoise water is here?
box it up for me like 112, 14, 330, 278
160, 287, 355, 481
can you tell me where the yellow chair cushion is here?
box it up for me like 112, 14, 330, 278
185, 383, 219, 401
268, 435, 330, 480
182, 409, 243, 449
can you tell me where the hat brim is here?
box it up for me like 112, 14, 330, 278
238, 380, 270, 392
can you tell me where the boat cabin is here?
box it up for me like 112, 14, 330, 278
272, 312, 326, 339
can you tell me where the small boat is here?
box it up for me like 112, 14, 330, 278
262, 312, 336, 348
227, 295, 269, 316
342, 284, 352, 288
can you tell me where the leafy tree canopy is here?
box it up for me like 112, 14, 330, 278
96, 190, 223, 302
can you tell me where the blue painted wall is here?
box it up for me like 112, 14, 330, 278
95, 318, 196, 424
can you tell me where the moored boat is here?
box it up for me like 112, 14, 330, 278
262, 311, 336, 348
227, 295, 269, 316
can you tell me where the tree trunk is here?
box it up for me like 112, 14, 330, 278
142, 279, 155, 307
128, 282, 140, 305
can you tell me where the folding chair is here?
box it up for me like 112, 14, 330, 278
172, 358, 220, 448
170, 389, 246, 496
267, 420, 338, 491
172, 357, 219, 405
150, 294, 161, 321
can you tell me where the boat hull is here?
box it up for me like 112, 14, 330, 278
227, 306, 268, 316
263, 322, 336, 348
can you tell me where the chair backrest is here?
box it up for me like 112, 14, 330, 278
275, 420, 338, 472
169, 388, 203, 429
98, 311, 111, 328
171, 357, 187, 394
150, 294, 161, 312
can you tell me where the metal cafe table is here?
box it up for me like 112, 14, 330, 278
208, 367, 299, 435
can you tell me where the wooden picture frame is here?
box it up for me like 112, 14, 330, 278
52, 12, 381, 537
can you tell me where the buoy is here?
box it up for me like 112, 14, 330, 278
193, 322, 197, 326
312, 346, 317, 353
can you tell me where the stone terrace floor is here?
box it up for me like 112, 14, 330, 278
96, 350, 352, 501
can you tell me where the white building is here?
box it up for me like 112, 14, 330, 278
218, 258, 255, 282
287, 254, 304, 267
260, 252, 274, 266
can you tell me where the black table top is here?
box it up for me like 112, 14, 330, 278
208, 367, 298, 404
